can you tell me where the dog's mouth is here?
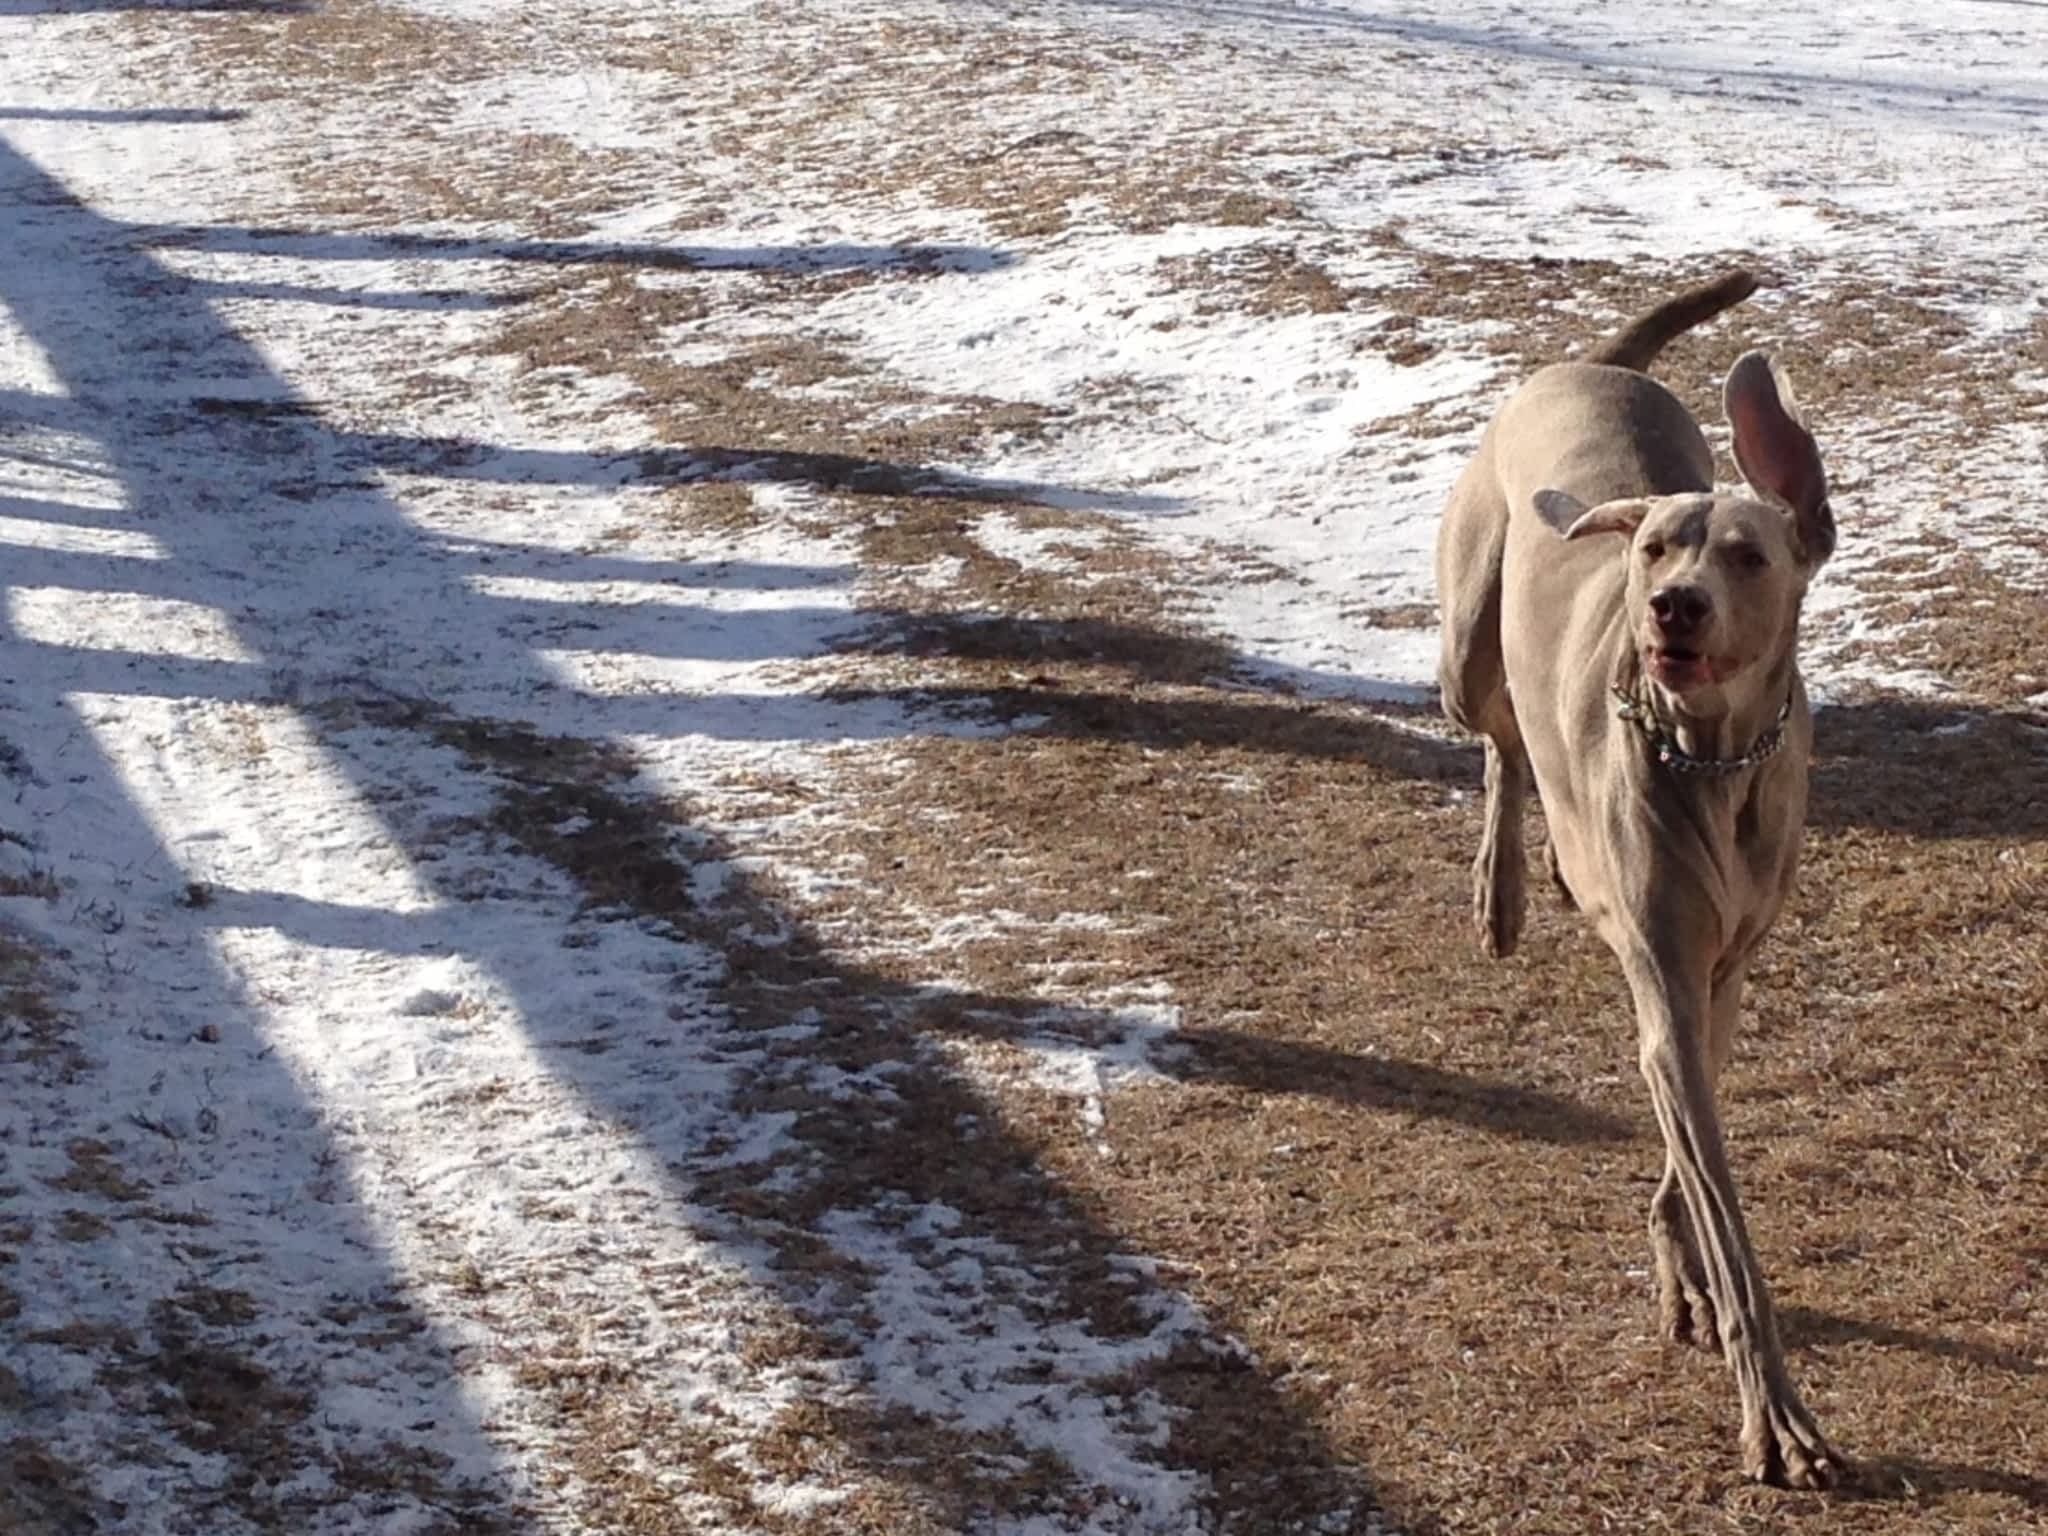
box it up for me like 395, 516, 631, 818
1647, 644, 1716, 691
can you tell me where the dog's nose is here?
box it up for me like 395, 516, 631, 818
1649, 585, 1710, 632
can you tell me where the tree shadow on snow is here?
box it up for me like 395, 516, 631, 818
142, 219, 1019, 275
0, 0, 311, 13
0, 124, 1409, 1532
0, 105, 251, 122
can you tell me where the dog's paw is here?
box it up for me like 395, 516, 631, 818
1743, 1393, 1838, 1491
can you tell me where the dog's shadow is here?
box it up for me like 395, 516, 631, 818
1783, 1304, 2042, 1379
1844, 1457, 2048, 1510
1778, 1306, 2048, 1509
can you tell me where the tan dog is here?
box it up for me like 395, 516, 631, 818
1435, 271, 1838, 1487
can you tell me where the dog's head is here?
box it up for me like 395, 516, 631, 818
1534, 350, 1831, 718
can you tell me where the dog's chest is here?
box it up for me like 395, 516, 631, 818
1716, 782, 1802, 953
1583, 764, 1802, 965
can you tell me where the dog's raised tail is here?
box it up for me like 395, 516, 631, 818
1587, 268, 1760, 372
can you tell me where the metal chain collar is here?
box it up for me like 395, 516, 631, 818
1612, 684, 1792, 776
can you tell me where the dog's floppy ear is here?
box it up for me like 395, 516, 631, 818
1536, 488, 1650, 542
1724, 350, 1833, 565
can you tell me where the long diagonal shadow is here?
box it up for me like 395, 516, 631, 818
0, 692, 522, 1530
0, 1, 310, 15
0, 130, 1419, 1527
0, 105, 251, 123
5, 383, 1186, 515
0, 154, 530, 1529
144, 220, 1020, 274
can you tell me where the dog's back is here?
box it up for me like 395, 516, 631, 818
1434, 274, 1756, 749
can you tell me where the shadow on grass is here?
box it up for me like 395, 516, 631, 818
1845, 1457, 2048, 1511
1783, 1304, 2044, 1379
143, 220, 1019, 274
1808, 698, 2048, 839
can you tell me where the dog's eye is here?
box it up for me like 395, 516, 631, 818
1732, 546, 1768, 571
1640, 539, 1665, 562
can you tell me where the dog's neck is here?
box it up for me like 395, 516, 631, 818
1618, 651, 1797, 771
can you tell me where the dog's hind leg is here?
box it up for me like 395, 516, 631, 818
1473, 737, 1529, 958
1544, 833, 1577, 911
1435, 451, 1527, 959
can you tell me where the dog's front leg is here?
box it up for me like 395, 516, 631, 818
1650, 960, 1748, 1352
1621, 952, 1835, 1489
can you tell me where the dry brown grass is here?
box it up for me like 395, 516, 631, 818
1345, 600, 1439, 631
795, 646, 2047, 1534
110, 3, 1314, 243
117, 0, 516, 99
485, 271, 1048, 457
449, 255, 1224, 636
0, 1437, 101, 1536
497, 254, 2044, 1525
111, 1, 650, 234
1842, 552, 2048, 706
310, 688, 1395, 1530
0, 898, 78, 1079
324, 577, 2048, 1532
0, 927, 500, 1531
1156, 246, 1354, 318
650, 267, 2042, 1525
87, 0, 2048, 1525
1328, 239, 2033, 463
48, 1139, 151, 1204
52, 1210, 112, 1244
0, 866, 59, 900
337, 138, 646, 237
637, 12, 1310, 242
127, 1300, 318, 1478
24, 1280, 513, 1534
